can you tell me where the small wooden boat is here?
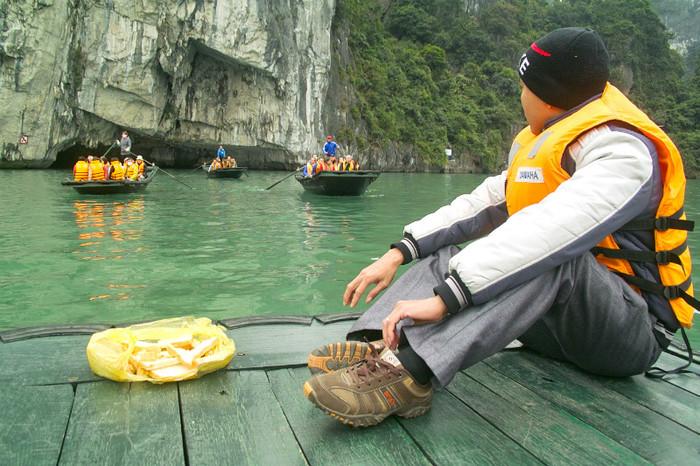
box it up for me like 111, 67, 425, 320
61, 167, 158, 194
204, 165, 248, 179
295, 170, 380, 196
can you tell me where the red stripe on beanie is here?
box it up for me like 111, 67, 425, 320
531, 43, 551, 57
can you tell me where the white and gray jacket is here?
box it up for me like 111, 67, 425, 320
392, 123, 668, 319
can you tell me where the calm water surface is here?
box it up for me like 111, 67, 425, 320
1, 169, 698, 347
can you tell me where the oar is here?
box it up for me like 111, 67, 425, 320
101, 141, 116, 158
190, 163, 206, 172
265, 167, 302, 190
136, 155, 194, 190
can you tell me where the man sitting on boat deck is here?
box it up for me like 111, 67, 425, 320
345, 154, 360, 171
302, 154, 320, 177
87, 155, 105, 181
223, 156, 237, 168
107, 157, 125, 180
73, 156, 89, 181
303, 27, 696, 428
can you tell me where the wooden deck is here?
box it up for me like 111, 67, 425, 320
0, 313, 698, 465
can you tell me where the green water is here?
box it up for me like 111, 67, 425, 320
1, 169, 698, 348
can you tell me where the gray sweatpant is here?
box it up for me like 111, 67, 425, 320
348, 246, 663, 389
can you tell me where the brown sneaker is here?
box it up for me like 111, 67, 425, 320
303, 347, 433, 427
307, 340, 385, 375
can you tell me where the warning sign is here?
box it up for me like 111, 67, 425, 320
19, 135, 29, 144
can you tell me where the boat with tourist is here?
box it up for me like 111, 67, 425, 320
61, 166, 159, 194
295, 170, 380, 196
203, 165, 248, 179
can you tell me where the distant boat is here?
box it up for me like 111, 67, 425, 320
61, 167, 158, 194
204, 166, 248, 179
295, 170, 380, 196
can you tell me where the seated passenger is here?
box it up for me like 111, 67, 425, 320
228, 156, 237, 167
337, 156, 347, 171
135, 155, 147, 179
73, 156, 89, 181
209, 158, 221, 172
346, 154, 360, 171
302, 155, 319, 177
88, 155, 105, 180
108, 157, 125, 180
124, 157, 139, 180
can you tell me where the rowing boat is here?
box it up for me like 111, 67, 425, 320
61, 167, 158, 194
203, 166, 248, 179
295, 170, 380, 196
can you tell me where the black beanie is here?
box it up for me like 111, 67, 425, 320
518, 27, 610, 110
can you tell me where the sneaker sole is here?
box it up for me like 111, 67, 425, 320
307, 341, 372, 375
303, 381, 432, 427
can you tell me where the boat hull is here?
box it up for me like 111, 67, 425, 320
204, 166, 248, 178
295, 170, 380, 196
62, 167, 158, 194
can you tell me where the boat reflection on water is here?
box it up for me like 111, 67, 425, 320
72, 198, 147, 260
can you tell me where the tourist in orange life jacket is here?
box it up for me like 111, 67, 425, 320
208, 157, 222, 172
227, 156, 237, 167
73, 156, 89, 181
135, 155, 147, 179
303, 27, 697, 428
302, 154, 319, 177
88, 155, 105, 181
336, 155, 347, 171
345, 154, 359, 171
124, 157, 139, 180
108, 157, 125, 180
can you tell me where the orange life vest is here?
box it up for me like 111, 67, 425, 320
89, 160, 105, 180
125, 163, 139, 180
506, 83, 695, 328
110, 161, 125, 180
74, 161, 89, 181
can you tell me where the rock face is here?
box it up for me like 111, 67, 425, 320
0, 0, 338, 168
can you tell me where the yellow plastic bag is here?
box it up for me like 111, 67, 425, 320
86, 316, 235, 383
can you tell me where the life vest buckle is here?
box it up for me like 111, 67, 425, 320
663, 286, 680, 300
655, 217, 670, 231
655, 250, 672, 265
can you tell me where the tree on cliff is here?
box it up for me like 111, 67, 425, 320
336, 0, 700, 174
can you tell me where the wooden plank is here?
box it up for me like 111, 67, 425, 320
484, 350, 700, 465
0, 384, 73, 465
228, 321, 353, 370
61, 381, 184, 465
651, 351, 700, 395
398, 389, 540, 465
179, 370, 306, 465
454, 364, 646, 464
0, 335, 99, 385
267, 367, 431, 464
597, 372, 700, 433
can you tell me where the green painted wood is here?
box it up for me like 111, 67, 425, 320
179, 370, 305, 465
484, 350, 700, 465
398, 389, 540, 465
267, 367, 431, 465
0, 335, 99, 385
455, 363, 647, 464
0, 384, 73, 465
651, 351, 700, 395
227, 321, 353, 370
597, 370, 700, 433
61, 381, 184, 465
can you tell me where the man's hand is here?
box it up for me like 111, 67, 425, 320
382, 296, 448, 350
343, 248, 403, 308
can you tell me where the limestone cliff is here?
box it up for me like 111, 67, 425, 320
0, 0, 338, 168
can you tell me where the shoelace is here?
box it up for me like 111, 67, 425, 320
347, 346, 401, 388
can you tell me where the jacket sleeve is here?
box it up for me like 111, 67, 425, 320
432, 125, 657, 313
391, 172, 509, 264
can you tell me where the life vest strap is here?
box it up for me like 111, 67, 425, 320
591, 246, 685, 267
645, 327, 698, 379
614, 272, 700, 309
620, 216, 694, 232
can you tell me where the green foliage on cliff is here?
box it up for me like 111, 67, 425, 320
336, 0, 700, 173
